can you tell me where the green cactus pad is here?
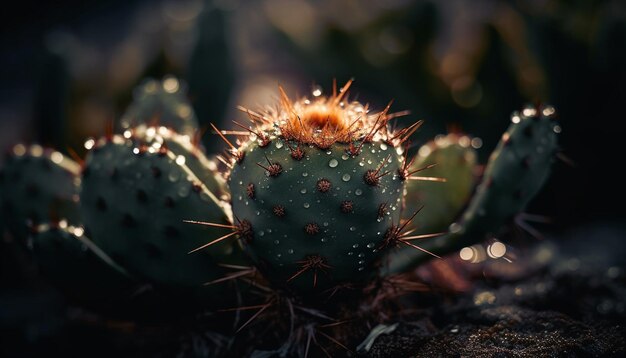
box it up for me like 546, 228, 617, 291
405, 134, 477, 233
0, 144, 80, 241
80, 135, 242, 290
120, 76, 199, 139
387, 134, 477, 273
229, 139, 403, 292
460, 106, 558, 233
30, 223, 137, 307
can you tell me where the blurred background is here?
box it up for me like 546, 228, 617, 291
2, 0, 624, 228
1, 0, 625, 354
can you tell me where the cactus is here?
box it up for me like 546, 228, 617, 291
221, 81, 413, 293
79, 134, 241, 294
0, 76, 561, 356
120, 76, 199, 139
0, 144, 80, 242
30, 223, 137, 308
385, 105, 559, 273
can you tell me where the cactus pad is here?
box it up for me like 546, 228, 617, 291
0, 144, 80, 241
80, 135, 240, 290
220, 82, 415, 292
120, 76, 199, 139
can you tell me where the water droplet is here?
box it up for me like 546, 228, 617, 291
355, 189, 363, 196
342, 174, 351, 182
352, 244, 359, 248
348, 251, 354, 256
349, 226, 356, 232
358, 253, 365, 258
367, 159, 372, 164
358, 260, 365, 265
323, 222, 329, 227
275, 141, 284, 149
300, 188, 307, 194
321, 238, 328, 242
341, 153, 349, 160
288, 249, 294, 254
366, 243, 375, 248
274, 240, 280, 245
380, 143, 388, 150
358, 267, 365, 271
175, 155, 186, 165
359, 161, 365, 167
303, 203, 310, 208
553, 125, 562, 133
302, 172, 309, 177
328, 159, 338, 168
259, 231, 265, 237
256, 211, 260, 216
178, 185, 190, 197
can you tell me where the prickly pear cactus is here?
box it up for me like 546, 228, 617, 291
223, 82, 412, 292
386, 105, 560, 272
0, 144, 80, 241
80, 135, 240, 292
30, 223, 137, 307
120, 76, 199, 139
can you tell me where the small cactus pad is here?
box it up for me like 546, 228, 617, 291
30, 223, 137, 307
387, 134, 477, 273
460, 105, 559, 233
224, 82, 413, 292
405, 134, 477, 234
80, 135, 241, 290
120, 76, 199, 139
0, 144, 80, 241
